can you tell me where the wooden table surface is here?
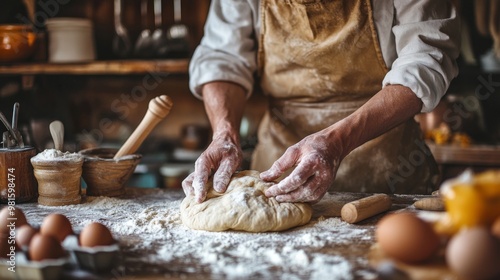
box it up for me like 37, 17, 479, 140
12, 188, 433, 280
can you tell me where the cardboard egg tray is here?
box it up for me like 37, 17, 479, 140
0, 251, 70, 280
63, 234, 121, 273
0, 235, 120, 280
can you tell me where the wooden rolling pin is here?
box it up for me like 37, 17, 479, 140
413, 197, 445, 211
114, 95, 173, 159
341, 194, 392, 224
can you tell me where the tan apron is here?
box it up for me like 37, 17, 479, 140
251, 0, 439, 194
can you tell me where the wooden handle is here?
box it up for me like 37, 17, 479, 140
341, 194, 392, 224
114, 95, 173, 159
49, 120, 64, 151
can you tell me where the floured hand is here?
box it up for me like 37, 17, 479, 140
261, 132, 342, 203
182, 81, 246, 203
182, 133, 243, 203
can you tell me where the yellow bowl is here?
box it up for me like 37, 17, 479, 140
440, 169, 500, 232
0, 25, 37, 63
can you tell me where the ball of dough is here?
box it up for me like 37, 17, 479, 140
180, 170, 312, 232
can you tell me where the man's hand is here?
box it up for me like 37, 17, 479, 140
261, 132, 342, 203
182, 134, 243, 203
181, 81, 247, 203
262, 85, 424, 203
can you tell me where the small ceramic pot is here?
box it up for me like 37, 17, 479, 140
79, 148, 141, 197
181, 124, 210, 150
31, 153, 83, 206
160, 163, 193, 189
0, 25, 37, 63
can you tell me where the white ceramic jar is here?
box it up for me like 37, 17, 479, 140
46, 18, 95, 63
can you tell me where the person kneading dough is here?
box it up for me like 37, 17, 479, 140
182, 1, 460, 211
180, 170, 312, 232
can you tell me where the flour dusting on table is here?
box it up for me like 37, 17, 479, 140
19, 189, 378, 279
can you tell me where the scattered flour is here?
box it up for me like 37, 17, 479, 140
21, 189, 378, 279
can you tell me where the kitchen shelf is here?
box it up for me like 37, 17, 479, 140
0, 59, 189, 75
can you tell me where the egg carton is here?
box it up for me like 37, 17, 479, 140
0, 251, 69, 280
62, 234, 121, 273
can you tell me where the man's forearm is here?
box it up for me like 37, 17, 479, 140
201, 82, 247, 142
325, 85, 424, 158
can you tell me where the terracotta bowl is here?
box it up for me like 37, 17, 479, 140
0, 25, 37, 63
79, 148, 142, 197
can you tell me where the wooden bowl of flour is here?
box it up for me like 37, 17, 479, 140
79, 148, 141, 197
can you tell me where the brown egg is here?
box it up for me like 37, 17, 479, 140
15, 225, 38, 249
376, 212, 440, 263
492, 217, 500, 239
79, 222, 114, 247
28, 234, 65, 261
0, 207, 28, 235
40, 213, 73, 242
446, 227, 500, 280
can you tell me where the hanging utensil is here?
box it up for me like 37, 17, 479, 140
134, 0, 154, 58
112, 0, 132, 58
151, 0, 170, 57
167, 0, 190, 58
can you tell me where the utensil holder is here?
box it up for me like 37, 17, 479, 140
0, 147, 38, 203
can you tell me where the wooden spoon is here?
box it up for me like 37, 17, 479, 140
114, 95, 173, 159
49, 120, 64, 151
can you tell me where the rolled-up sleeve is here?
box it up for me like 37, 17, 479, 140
382, 0, 460, 113
189, 0, 258, 99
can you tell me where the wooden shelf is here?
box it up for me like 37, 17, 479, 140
428, 142, 500, 166
0, 59, 189, 75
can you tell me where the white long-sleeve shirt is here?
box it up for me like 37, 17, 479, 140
189, 0, 460, 113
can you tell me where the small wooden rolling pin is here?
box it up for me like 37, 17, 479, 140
114, 95, 173, 159
413, 197, 445, 211
341, 194, 392, 224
